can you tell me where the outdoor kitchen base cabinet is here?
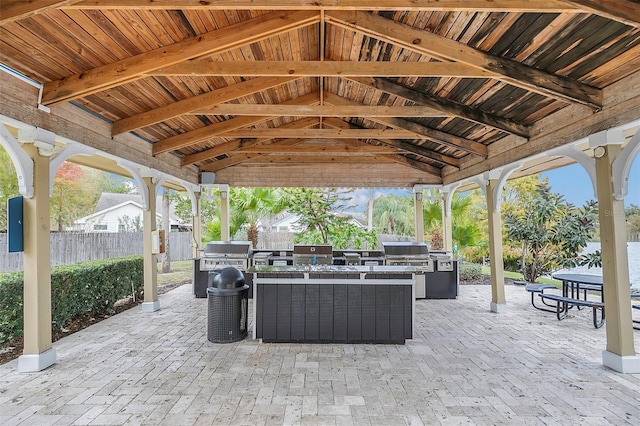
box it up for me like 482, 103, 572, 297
253, 267, 414, 344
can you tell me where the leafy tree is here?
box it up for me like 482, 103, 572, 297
504, 181, 599, 282
94, 172, 135, 194
231, 187, 288, 248
0, 147, 19, 231
372, 194, 414, 236
422, 191, 482, 255
50, 162, 95, 231
118, 215, 142, 232
169, 189, 220, 227
285, 188, 377, 249
627, 204, 640, 241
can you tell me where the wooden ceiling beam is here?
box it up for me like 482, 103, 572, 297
218, 128, 418, 139
324, 93, 487, 157
322, 118, 460, 167
0, 0, 83, 25
190, 117, 319, 167
326, 10, 603, 109
63, 1, 578, 12
250, 154, 395, 163
346, 76, 530, 138
117, 76, 299, 136
153, 94, 318, 155
41, 10, 318, 106
200, 139, 307, 172
379, 154, 442, 176
375, 139, 460, 168
557, 1, 640, 28
200, 103, 447, 118
153, 60, 492, 78
234, 142, 398, 154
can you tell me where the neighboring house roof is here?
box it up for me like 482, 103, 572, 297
76, 200, 150, 223
94, 192, 141, 213
75, 192, 184, 225
93, 192, 182, 222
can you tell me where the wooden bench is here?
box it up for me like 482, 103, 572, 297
525, 283, 557, 312
538, 293, 605, 328
633, 304, 640, 331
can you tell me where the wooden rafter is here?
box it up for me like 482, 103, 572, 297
558, 0, 640, 28
192, 117, 319, 168
41, 10, 319, 106
325, 10, 603, 109
0, 0, 83, 25
379, 154, 441, 176
61, 0, 578, 12
234, 141, 398, 154
216, 128, 419, 139
375, 139, 459, 168
323, 93, 488, 157
199, 103, 447, 118
322, 118, 460, 167
346, 77, 530, 138
116, 76, 300, 136
152, 60, 493, 78
152, 94, 319, 155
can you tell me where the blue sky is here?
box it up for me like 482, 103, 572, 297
347, 157, 640, 211
541, 160, 640, 207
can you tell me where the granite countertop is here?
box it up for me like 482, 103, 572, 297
248, 265, 416, 273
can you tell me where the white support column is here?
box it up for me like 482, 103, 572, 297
413, 187, 424, 243
486, 178, 507, 314
192, 191, 202, 259
18, 145, 56, 372
591, 130, 640, 373
142, 176, 160, 312
441, 183, 460, 253
220, 185, 230, 241
472, 163, 521, 314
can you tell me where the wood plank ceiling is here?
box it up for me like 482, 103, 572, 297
1, 1, 640, 187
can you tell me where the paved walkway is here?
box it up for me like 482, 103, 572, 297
1, 283, 640, 425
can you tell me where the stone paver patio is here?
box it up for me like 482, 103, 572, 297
1, 283, 640, 425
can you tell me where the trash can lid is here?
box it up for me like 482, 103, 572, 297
211, 266, 245, 289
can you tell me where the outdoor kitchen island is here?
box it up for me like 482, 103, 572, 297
251, 265, 415, 344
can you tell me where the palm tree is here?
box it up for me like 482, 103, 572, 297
231, 188, 288, 248
422, 191, 481, 253
372, 194, 414, 236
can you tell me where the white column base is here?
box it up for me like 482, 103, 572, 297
602, 350, 640, 373
18, 347, 56, 372
490, 302, 507, 313
141, 300, 160, 312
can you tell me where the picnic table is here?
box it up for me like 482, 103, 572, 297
538, 273, 605, 328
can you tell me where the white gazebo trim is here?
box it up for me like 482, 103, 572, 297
0, 123, 34, 198
612, 127, 640, 200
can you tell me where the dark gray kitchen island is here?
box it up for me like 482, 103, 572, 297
251, 265, 415, 344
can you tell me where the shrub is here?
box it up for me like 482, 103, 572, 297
0, 256, 143, 344
459, 262, 483, 281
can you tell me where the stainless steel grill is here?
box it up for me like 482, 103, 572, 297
382, 242, 433, 270
430, 252, 454, 271
292, 245, 333, 265
200, 241, 252, 271
382, 242, 432, 299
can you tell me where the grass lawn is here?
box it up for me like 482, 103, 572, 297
157, 259, 193, 286
481, 266, 560, 286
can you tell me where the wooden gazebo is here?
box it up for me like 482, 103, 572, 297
1, 1, 639, 373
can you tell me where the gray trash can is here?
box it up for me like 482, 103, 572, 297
207, 267, 249, 343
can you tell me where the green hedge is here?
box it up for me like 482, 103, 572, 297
0, 256, 144, 344
459, 262, 483, 281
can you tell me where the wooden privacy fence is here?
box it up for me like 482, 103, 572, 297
0, 232, 193, 273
